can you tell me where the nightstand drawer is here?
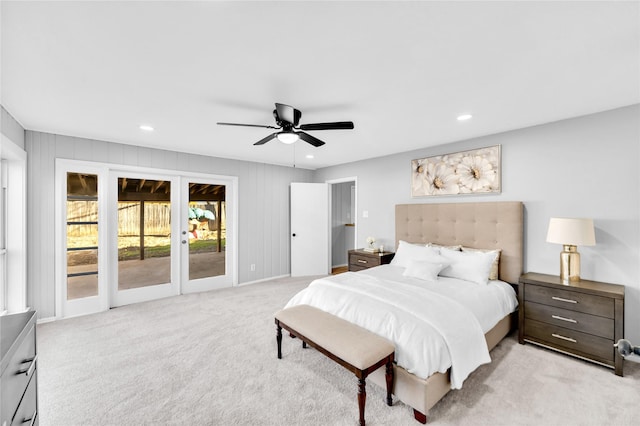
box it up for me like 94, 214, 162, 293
524, 301, 614, 339
348, 265, 367, 272
525, 284, 614, 318
525, 319, 613, 362
350, 254, 379, 268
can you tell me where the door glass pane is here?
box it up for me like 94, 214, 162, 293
66, 172, 99, 300
118, 178, 171, 290
188, 183, 225, 280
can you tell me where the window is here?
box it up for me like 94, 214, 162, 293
66, 173, 99, 299
0, 160, 7, 313
0, 136, 27, 314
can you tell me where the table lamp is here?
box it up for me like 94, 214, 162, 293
546, 217, 596, 283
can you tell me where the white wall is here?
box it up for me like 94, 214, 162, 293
314, 105, 640, 342
26, 131, 312, 318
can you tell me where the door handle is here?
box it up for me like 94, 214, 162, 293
292, 233, 296, 237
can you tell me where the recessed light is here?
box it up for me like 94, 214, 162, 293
139, 125, 154, 131
305, 154, 314, 159
457, 114, 473, 121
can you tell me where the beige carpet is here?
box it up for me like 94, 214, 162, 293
37, 276, 640, 426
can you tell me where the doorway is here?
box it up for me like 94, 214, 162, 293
328, 177, 357, 273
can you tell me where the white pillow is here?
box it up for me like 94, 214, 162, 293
402, 259, 447, 282
390, 241, 441, 268
426, 242, 462, 251
438, 247, 499, 285
461, 247, 501, 280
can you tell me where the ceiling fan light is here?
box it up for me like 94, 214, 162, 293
277, 132, 299, 144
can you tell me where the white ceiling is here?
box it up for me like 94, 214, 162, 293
2, 1, 639, 169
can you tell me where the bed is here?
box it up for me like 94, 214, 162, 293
285, 201, 524, 423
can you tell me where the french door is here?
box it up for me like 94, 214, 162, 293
56, 160, 237, 318
109, 171, 180, 307
181, 178, 233, 293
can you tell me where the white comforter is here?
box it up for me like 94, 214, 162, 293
284, 265, 518, 389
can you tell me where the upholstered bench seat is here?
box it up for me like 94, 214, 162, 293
275, 304, 395, 426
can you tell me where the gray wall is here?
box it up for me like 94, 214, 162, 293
26, 131, 312, 318
314, 105, 640, 342
1, 105, 24, 148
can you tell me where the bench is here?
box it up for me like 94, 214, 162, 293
275, 304, 395, 426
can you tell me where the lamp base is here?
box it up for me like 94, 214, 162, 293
560, 245, 580, 283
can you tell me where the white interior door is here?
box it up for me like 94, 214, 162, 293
290, 182, 329, 276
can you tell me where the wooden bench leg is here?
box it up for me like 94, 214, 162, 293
276, 323, 282, 359
385, 358, 393, 406
357, 377, 367, 426
413, 409, 427, 424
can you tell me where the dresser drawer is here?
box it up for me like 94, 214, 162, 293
1, 323, 37, 425
524, 301, 614, 339
525, 284, 614, 318
349, 254, 380, 268
525, 319, 614, 363
11, 372, 37, 426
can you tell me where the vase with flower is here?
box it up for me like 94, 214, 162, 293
364, 236, 376, 253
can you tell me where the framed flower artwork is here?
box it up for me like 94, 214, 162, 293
411, 145, 501, 197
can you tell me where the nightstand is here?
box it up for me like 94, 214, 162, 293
348, 249, 395, 272
518, 272, 625, 376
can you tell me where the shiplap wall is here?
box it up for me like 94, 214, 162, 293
26, 131, 312, 318
1, 105, 25, 148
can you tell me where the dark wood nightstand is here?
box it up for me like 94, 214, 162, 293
518, 272, 625, 375
348, 249, 395, 272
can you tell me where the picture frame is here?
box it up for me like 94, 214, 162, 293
411, 145, 501, 197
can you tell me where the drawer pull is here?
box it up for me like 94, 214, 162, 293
551, 315, 577, 324
552, 333, 577, 343
21, 411, 37, 426
551, 296, 577, 304
18, 355, 37, 377
357, 259, 368, 264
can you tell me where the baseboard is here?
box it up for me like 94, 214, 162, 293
238, 274, 291, 287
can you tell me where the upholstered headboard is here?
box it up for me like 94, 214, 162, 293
395, 202, 524, 284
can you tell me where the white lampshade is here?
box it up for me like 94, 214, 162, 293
546, 217, 596, 246
276, 132, 299, 144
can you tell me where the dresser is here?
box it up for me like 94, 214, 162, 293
1, 310, 38, 426
348, 249, 395, 272
518, 272, 624, 375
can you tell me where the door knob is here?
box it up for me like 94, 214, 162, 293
292, 233, 296, 237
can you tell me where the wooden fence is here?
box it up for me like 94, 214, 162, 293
67, 201, 225, 237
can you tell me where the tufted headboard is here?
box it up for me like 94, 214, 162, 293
395, 201, 524, 284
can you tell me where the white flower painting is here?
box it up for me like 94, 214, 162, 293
411, 145, 501, 197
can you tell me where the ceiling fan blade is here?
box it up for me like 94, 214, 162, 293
253, 133, 278, 145
299, 121, 354, 131
298, 132, 326, 147
275, 103, 301, 126
217, 122, 278, 129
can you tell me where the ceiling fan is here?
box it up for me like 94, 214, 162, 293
217, 103, 354, 147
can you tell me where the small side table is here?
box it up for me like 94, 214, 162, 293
518, 272, 625, 376
348, 249, 395, 272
